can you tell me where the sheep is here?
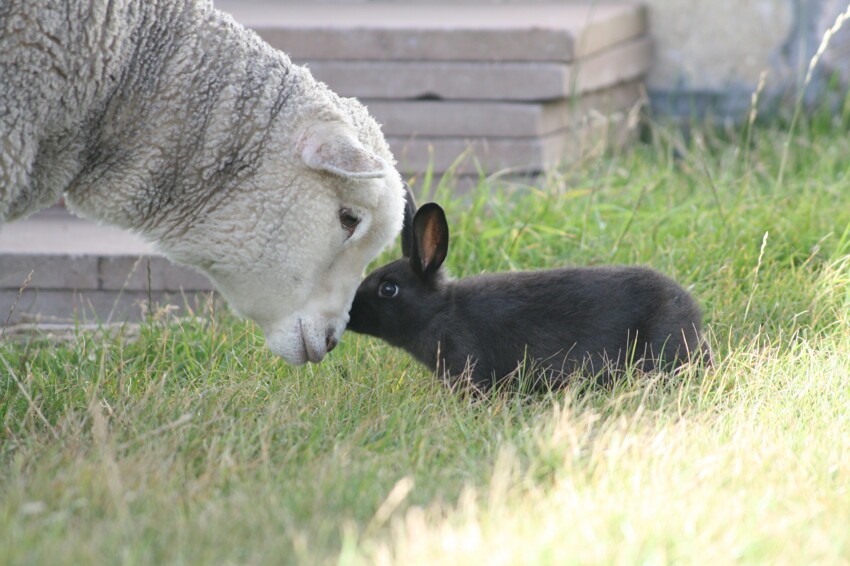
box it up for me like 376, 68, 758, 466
0, 0, 406, 364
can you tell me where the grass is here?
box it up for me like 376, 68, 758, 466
2, 114, 850, 564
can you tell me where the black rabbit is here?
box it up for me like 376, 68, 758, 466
347, 198, 710, 391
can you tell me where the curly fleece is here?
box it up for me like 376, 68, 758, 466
0, 0, 406, 364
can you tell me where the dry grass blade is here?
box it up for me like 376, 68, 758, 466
1, 356, 59, 440
1, 270, 33, 343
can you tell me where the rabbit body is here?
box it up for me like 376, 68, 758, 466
347, 200, 708, 390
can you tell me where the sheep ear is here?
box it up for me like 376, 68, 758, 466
410, 203, 448, 280
400, 183, 417, 257
300, 122, 387, 179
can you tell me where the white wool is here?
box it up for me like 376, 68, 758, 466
0, 0, 406, 364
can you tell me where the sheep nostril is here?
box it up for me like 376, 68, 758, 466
326, 332, 338, 353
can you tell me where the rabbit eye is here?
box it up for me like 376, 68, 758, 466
378, 281, 399, 298
339, 208, 360, 238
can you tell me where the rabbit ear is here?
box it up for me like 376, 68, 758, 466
410, 203, 449, 280
400, 183, 417, 257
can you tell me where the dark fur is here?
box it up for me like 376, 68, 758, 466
348, 198, 710, 391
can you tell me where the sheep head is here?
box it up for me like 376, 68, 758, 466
165, 121, 406, 365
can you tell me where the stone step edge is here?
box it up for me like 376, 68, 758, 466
219, 2, 647, 63
301, 36, 652, 101
0, 288, 217, 326
0, 253, 214, 293
364, 80, 645, 138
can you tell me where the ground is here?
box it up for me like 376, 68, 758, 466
1, 111, 849, 564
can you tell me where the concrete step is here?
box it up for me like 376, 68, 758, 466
211, 1, 652, 174
216, 2, 646, 63
0, 214, 214, 324
390, 112, 638, 175
364, 80, 643, 138
301, 37, 651, 101
0, 288, 214, 326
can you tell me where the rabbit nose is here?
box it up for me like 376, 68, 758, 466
325, 331, 338, 353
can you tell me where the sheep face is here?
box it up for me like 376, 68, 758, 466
265, 179, 405, 365
175, 122, 405, 365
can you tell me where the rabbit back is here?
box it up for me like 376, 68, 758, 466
434, 265, 706, 389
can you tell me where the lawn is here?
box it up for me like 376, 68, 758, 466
1, 114, 849, 564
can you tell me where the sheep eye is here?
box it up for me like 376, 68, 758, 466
378, 281, 399, 298
339, 208, 360, 238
